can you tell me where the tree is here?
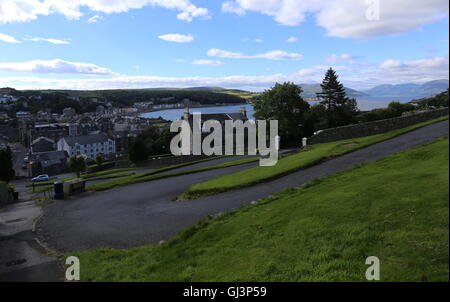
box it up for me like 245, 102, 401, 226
129, 139, 149, 163
69, 155, 86, 178
95, 153, 104, 166
253, 82, 310, 147
316, 68, 359, 127
0, 146, 15, 183
129, 127, 175, 163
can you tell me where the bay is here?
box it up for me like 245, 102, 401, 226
139, 95, 423, 121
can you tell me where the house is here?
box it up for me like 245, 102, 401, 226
16, 111, 32, 120
57, 132, 116, 159
31, 136, 55, 153
62, 107, 76, 119
32, 123, 69, 146
182, 106, 248, 131
182, 106, 249, 154
29, 150, 69, 177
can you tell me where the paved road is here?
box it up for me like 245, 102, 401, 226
37, 120, 449, 252
0, 201, 62, 282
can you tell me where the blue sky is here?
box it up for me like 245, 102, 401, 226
0, 0, 448, 91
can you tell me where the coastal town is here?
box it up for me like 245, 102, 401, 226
0, 92, 207, 178
0, 0, 448, 290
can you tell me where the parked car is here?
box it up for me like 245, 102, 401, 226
32, 174, 49, 182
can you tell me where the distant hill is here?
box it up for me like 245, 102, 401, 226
299, 83, 367, 98
175, 85, 366, 99
364, 79, 449, 97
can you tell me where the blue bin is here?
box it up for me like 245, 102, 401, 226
54, 181, 64, 199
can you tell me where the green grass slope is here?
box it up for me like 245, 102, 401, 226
183, 116, 448, 199
71, 137, 449, 281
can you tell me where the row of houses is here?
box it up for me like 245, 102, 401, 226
28, 132, 117, 177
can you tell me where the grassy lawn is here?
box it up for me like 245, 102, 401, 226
85, 172, 137, 181
28, 184, 53, 193
87, 156, 258, 192
81, 168, 138, 179
182, 116, 448, 199
69, 137, 449, 281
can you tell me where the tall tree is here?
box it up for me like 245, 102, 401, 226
129, 139, 149, 163
316, 68, 359, 127
69, 155, 87, 178
0, 146, 15, 183
95, 153, 104, 167
129, 127, 175, 163
253, 82, 310, 147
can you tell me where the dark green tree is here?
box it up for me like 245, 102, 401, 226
0, 147, 15, 183
129, 127, 175, 163
129, 139, 149, 163
69, 155, 87, 178
95, 153, 104, 166
253, 82, 310, 147
316, 68, 359, 127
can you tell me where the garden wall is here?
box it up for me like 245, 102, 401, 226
308, 108, 449, 145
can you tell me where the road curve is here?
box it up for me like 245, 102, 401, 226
37, 120, 449, 252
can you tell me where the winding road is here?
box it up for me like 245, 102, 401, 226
37, 120, 448, 253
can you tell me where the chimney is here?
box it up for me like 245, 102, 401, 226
240, 106, 247, 118
183, 107, 190, 120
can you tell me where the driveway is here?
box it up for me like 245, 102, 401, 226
37, 120, 449, 252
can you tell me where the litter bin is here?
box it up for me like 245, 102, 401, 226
54, 181, 64, 199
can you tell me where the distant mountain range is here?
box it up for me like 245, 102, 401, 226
362, 79, 449, 97
3, 79, 446, 102
173, 79, 449, 99
164, 85, 367, 98
299, 83, 367, 98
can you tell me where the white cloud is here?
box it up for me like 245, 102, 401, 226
0, 56, 447, 92
378, 56, 449, 76
221, 0, 449, 39
326, 53, 358, 65
207, 48, 302, 60
0, 0, 210, 23
158, 33, 193, 43
0, 32, 20, 43
286, 37, 298, 43
191, 60, 224, 66
242, 37, 263, 43
222, 1, 246, 16
0, 59, 113, 75
25, 37, 71, 44
88, 14, 103, 23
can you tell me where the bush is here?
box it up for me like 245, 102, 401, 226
0, 181, 13, 204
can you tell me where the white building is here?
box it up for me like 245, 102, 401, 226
57, 133, 116, 159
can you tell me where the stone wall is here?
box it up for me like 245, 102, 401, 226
308, 108, 449, 145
